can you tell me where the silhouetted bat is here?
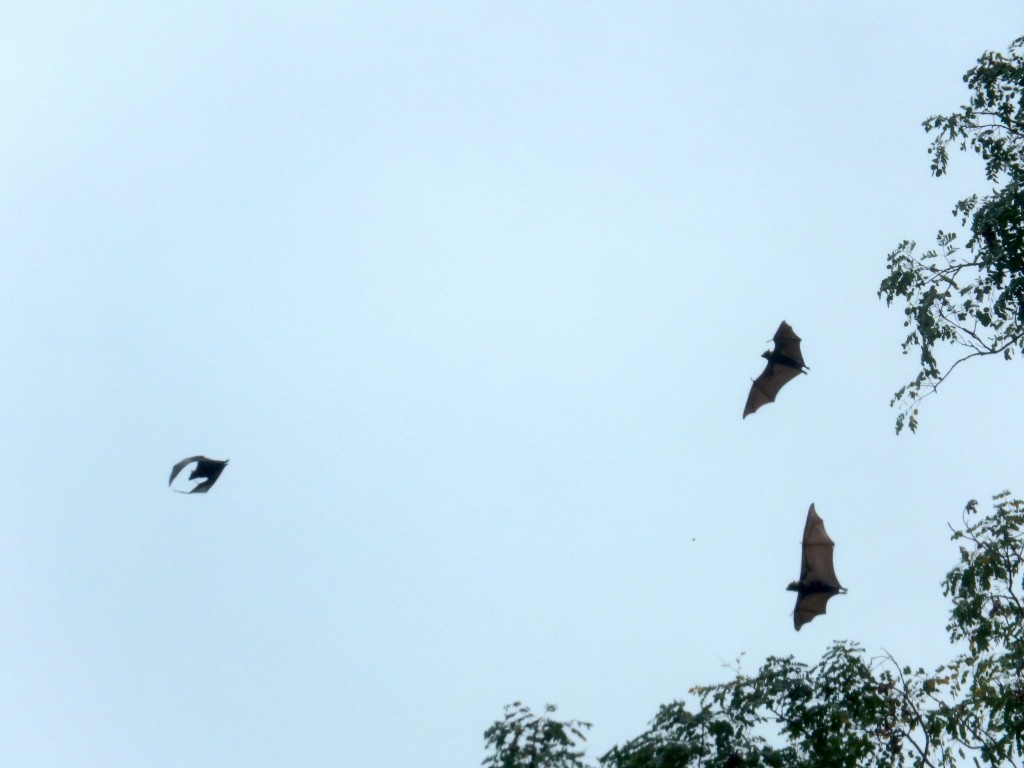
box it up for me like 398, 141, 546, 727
169, 456, 229, 494
787, 504, 845, 630
743, 321, 807, 418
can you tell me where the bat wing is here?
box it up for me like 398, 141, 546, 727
793, 590, 837, 631
772, 321, 806, 369
169, 455, 205, 486
800, 504, 842, 590
743, 362, 804, 418
187, 477, 217, 493
191, 459, 228, 483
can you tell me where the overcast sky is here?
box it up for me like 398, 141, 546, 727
2, 3, 1023, 766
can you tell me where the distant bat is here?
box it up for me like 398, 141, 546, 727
743, 321, 808, 418
169, 456, 229, 494
787, 504, 845, 630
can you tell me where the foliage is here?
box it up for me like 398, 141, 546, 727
878, 36, 1024, 433
601, 644, 950, 768
483, 494, 1024, 768
483, 702, 592, 768
938, 493, 1024, 766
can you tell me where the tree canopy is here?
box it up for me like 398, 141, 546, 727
879, 35, 1024, 433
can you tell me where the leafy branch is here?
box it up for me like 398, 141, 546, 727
879, 36, 1024, 433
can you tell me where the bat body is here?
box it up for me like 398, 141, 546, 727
743, 321, 808, 418
169, 455, 229, 494
787, 504, 845, 630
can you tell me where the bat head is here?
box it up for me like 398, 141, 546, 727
785, 580, 800, 592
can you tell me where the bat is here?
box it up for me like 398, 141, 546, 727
743, 321, 808, 418
169, 455, 229, 494
787, 504, 845, 630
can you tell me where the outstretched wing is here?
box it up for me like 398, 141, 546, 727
793, 591, 837, 631
801, 504, 842, 590
169, 455, 204, 486
186, 477, 218, 493
743, 362, 804, 418
772, 321, 806, 369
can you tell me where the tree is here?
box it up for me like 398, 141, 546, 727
483, 702, 592, 768
878, 36, 1024, 433
482, 494, 1024, 768
938, 493, 1024, 766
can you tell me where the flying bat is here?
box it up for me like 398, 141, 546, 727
787, 504, 845, 630
743, 321, 808, 418
169, 456, 229, 494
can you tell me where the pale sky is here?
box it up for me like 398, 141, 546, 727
2, 3, 1023, 766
